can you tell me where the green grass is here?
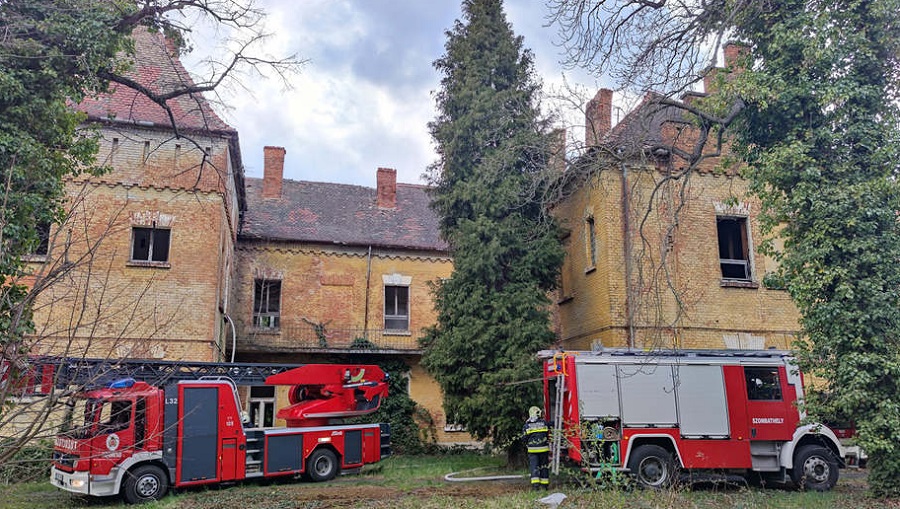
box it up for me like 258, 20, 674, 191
0, 455, 893, 509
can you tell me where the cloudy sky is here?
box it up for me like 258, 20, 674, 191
184, 0, 605, 187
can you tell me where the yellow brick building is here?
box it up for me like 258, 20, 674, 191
231, 152, 466, 443
554, 85, 800, 351
19, 29, 468, 445
27, 27, 242, 363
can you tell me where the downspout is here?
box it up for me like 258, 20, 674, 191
621, 161, 635, 349
363, 245, 373, 334
224, 314, 237, 363
222, 229, 237, 363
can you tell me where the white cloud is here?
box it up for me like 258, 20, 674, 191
185, 0, 609, 187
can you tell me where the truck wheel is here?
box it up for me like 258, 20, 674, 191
629, 444, 677, 489
791, 445, 839, 491
307, 448, 339, 482
123, 464, 168, 504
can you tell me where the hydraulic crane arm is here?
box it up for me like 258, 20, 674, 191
266, 364, 389, 427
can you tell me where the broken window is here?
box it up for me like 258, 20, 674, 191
384, 285, 409, 331
131, 226, 170, 263
253, 279, 281, 329
29, 221, 51, 257
717, 217, 751, 281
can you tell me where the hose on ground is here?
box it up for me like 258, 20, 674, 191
444, 467, 527, 482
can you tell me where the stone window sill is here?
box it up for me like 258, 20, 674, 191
127, 260, 171, 269
720, 279, 759, 289
249, 327, 281, 335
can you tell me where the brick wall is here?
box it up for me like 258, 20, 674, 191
233, 243, 451, 334
555, 165, 800, 351
28, 125, 238, 363
232, 242, 469, 443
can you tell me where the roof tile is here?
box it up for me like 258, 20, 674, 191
240, 178, 447, 252
78, 27, 233, 133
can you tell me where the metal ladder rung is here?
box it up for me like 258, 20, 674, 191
551, 374, 566, 475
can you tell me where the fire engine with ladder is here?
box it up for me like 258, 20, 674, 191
35, 357, 389, 503
541, 349, 857, 491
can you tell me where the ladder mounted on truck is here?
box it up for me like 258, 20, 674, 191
6, 356, 304, 394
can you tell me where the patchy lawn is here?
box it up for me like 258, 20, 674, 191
1, 455, 895, 509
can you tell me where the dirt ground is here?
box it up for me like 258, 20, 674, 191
283, 482, 522, 502
164, 477, 532, 509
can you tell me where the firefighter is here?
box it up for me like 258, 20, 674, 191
523, 406, 550, 489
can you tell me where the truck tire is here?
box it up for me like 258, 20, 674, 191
629, 444, 677, 489
791, 445, 839, 491
123, 464, 168, 504
307, 448, 339, 482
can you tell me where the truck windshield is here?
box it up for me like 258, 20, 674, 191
62, 398, 133, 438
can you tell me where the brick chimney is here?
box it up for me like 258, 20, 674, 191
704, 43, 748, 93
586, 88, 613, 147
376, 167, 397, 209
262, 146, 285, 199
723, 42, 748, 70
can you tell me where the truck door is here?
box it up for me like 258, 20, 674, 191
178, 386, 219, 483
220, 438, 238, 480
743, 366, 797, 441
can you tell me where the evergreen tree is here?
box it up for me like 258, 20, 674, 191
422, 0, 564, 458
732, 1, 900, 496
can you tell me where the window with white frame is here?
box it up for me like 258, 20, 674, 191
717, 216, 752, 281
253, 279, 281, 329
384, 285, 409, 331
248, 386, 276, 428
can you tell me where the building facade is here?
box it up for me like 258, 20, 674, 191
231, 151, 464, 441
554, 72, 800, 351
21, 30, 467, 444
28, 27, 243, 363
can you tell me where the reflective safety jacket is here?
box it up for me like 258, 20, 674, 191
523, 417, 550, 454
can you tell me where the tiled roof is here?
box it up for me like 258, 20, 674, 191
77, 27, 234, 133
240, 178, 448, 252
605, 92, 689, 150
599, 91, 737, 174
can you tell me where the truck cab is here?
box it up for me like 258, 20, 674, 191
52, 379, 164, 500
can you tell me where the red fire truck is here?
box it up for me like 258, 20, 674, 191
541, 349, 847, 491
46, 358, 390, 503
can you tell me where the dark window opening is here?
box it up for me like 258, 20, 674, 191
717, 217, 751, 281
745, 367, 782, 401
31, 222, 51, 256
384, 285, 409, 331
131, 227, 171, 263
586, 217, 597, 268
253, 279, 281, 329
249, 386, 276, 428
